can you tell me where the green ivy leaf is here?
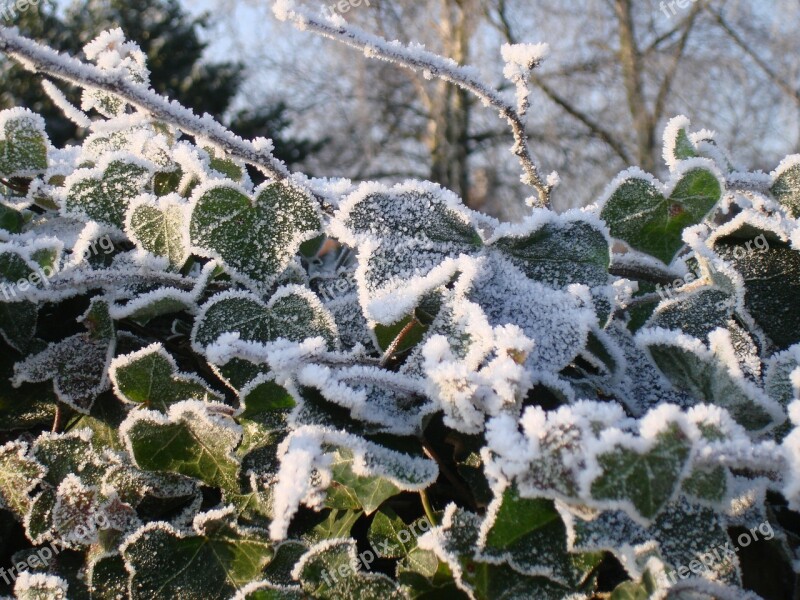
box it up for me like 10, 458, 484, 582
601, 167, 721, 264
492, 218, 610, 292
190, 181, 321, 289
121, 401, 242, 492
479, 486, 602, 586
64, 157, 153, 228
296, 539, 405, 600
122, 510, 274, 600
12, 300, 116, 413
0, 202, 24, 233
771, 157, 800, 218
0, 441, 44, 520
326, 448, 401, 514
110, 343, 222, 412
590, 423, 691, 521
125, 194, 190, 268
0, 109, 49, 178
423, 507, 577, 600
713, 231, 800, 351
193, 287, 337, 352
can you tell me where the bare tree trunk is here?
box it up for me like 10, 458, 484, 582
614, 0, 655, 173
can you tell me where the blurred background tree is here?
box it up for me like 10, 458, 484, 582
0, 0, 321, 167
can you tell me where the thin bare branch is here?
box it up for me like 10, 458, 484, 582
272, 1, 553, 207
0, 26, 334, 211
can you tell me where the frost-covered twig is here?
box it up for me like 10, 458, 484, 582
0, 26, 332, 209
272, 1, 553, 208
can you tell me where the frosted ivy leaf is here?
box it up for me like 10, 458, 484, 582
26, 429, 110, 544
765, 344, 800, 409
638, 327, 782, 433
102, 463, 200, 514
488, 210, 611, 317
587, 420, 692, 522
81, 29, 150, 118
771, 155, 800, 218
0, 108, 49, 179
109, 287, 194, 325
311, 268, 374, 350
330, 180, 482, 324
125, 193, 190, 268
293, 539, 405, 599
232, 581, 305, 599
13, 572, 68, 600
63, 153, 154, 229
483, 402, 627, 504
296, 363, 431, 436
476, 484, 602, 586
193, 287, 338, 358
0, 441, 44, 520
599, 162, 723, 264
644, 286, 763, 381
120, 400, 243, 492
604, 322, 693, 416
12, 299, 116, 413
418, 504, 581, 600
189, 180, 321, 290
110, 343, 222, 412
203, 145, 246, 182
663, 116, 699, 168
562, 496, 740, 586
121, 507, 274, 600
270, 425, 437, 540
462, 253, 594, 375
51, 475, 137, 548
711, 224, 800, 351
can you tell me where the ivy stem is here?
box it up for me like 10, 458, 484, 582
419, 489, 438, 527
51, 405, 63, 433
380, 318, 419, 366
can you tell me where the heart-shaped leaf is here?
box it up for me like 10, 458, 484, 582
12, 300, 116, 413
125, 193, 189, 268
64, 154, 153, 228
192, 286, 338, 353
771, 156, 800, 218
189, 181, 321, 290
110, 343, 222, 412
589, 422, 692, 521
120, 400, 242, 492
121, 509, 273, 600
600, 165, 722, 264
0, 108, 48, 178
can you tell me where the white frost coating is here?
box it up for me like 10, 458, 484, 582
41, 79, 92, 128
295, 362, 432, 435
0, 25, 316, 201
662, 115, 692, 172
500, 42, 549, 115
270, 425, 438, 540
783, 400, 800, 510
13, 572, 68, 599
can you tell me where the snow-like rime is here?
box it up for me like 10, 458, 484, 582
0, 10, 799, 600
